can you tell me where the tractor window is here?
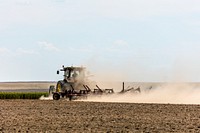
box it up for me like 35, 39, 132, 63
72, 70, 79, 78
64, 70, 70, 78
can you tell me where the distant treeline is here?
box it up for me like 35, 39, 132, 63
0, 92, 48, 99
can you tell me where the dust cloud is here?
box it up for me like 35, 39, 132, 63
39, 82, 200, 104
81, 83, 200, 104
39, 94, 53, 100
82, 59, 200, 104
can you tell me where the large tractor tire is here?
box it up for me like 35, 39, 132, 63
53, 93, 60, 100
56, 81, 63, 92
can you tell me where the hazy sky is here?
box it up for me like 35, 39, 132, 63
1, 0, 200, 82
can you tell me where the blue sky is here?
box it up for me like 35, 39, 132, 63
1, 0, 200, 82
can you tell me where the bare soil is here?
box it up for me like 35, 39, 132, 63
0, 100, 200, 133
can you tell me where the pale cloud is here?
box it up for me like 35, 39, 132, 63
183, 19, 200, 27
109, 39, 129, 51
0, 1, 59, 28
0, 47, 38, 56
38, 41, 60, 52
16, 48, 38, 55
102, 40, 132, 55
113, 40, 129, 47
1, 0, 200, 28
15, 0, 31, 6
69, 45, 95, 53
92, 0, 200, 19
0, 47, 11, 55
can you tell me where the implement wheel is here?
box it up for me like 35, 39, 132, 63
53, 93, 60, 100
69, 95, 72, 101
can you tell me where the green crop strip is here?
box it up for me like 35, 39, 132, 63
0, 92, 48, 99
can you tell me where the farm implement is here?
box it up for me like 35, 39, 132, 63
49, 65, 140, 101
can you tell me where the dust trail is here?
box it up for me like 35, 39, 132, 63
39, 94, 53, 100
81, 83, 200, 104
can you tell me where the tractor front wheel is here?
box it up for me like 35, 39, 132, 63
53, 93, 60, 100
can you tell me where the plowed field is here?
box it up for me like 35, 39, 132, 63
0, 100, 200, 133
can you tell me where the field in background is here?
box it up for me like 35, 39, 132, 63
0, 81, 56, 92
1, 81, 200, 92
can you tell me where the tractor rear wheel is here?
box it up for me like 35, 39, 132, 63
53, 93, 60, 100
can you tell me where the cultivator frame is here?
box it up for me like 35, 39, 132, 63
51, 84, 114, 101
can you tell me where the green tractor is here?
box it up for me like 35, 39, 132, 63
51, 66, 93, 100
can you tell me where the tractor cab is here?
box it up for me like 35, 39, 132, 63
57, 66, 86, 83
52, 66, 88, 100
